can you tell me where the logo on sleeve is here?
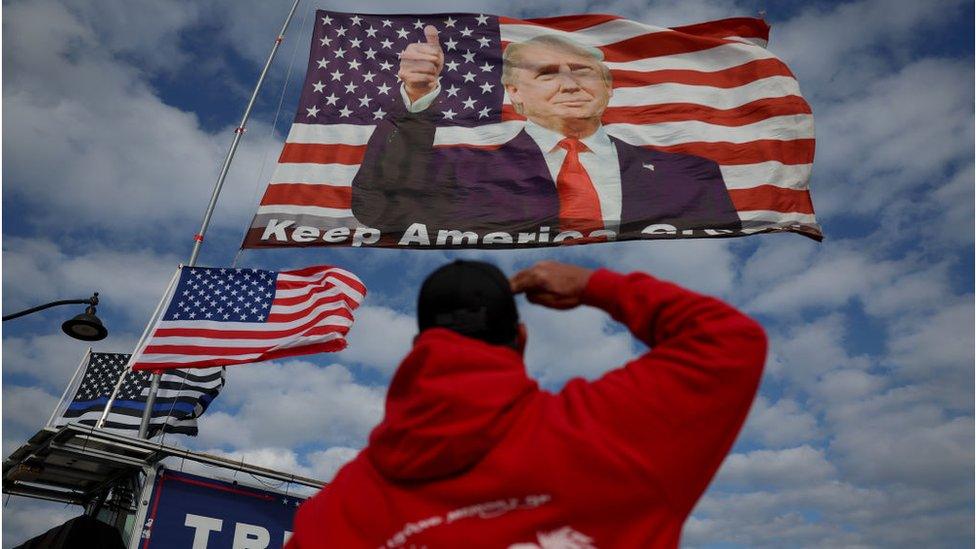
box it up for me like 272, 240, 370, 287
509, 526, 596, 549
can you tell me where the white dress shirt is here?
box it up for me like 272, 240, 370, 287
521, 121, 622, 229
401, 83, 441, 113
402, 84, 622, 230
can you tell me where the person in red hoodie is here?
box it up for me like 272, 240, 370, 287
289, 260, 766, 549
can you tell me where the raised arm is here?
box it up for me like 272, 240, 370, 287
511, 261, 766, 515
351, 26, 455, 232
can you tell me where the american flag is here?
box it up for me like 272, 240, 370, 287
53, 352, 223, 436
129, 265, 365, 371
243, 10, 818, 247
295, 12, 503, 127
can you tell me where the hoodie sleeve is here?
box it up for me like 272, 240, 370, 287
557, 268, 766, 516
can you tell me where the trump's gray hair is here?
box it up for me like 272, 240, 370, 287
502, 34, 611, 85
501, 34, 612, 114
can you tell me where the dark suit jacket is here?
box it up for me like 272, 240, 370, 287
352, 107, 741, 237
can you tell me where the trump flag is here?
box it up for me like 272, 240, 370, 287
130, 265, 366, 371
242, 11, 819, 250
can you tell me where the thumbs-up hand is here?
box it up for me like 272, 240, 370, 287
398, 25, 445, 103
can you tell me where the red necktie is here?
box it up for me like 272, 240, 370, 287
556, 138, 603, 233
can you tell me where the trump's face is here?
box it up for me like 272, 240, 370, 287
505, 42, 612, 135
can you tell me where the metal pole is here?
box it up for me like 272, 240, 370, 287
138, 0, 304, 439
2, 296, 96, 321
47, 348, 92, 428
98, 267, 182, 429
137, 374, 162, 439
187, 0, 303, 267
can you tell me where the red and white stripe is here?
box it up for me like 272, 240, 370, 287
131, 266, 366, 371
251, 14, 817, 240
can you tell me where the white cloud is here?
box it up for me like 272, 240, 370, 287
338, 305, 416, 375
688, 481, 883, 548
2, 0, 280, 237
2, 237, 181, 323
1, 386, 60, 434
589, 239, 738, 297
64, 0, 201, 72
307, 446, 360, 481
927, 163, 976, 245
627, 0, 751, 28
825, 385, 973, 489
743, 248, 898, 316
193, 360, 384, 449
767, 314, 874, 390
886, 300, 974, 382
812, 58, 974, 218
689, 480, 973, 548
520, 302, 638, 387
1, 498, 83, 549
715, 446, 837, 490
738, 235, 820, 292
740, 396, 820, 448
859, 262, 955, 318
773, 0, 966, 100
740, 238, 967, 331
809, 368, 885, 406
1, 334, 102, 389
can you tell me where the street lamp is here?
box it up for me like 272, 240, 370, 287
2, 293, 108, 341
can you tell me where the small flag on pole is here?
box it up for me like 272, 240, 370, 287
130, 265, 366, 371
53, 352, 223, 437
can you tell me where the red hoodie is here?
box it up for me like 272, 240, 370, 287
289, 269, 766, 548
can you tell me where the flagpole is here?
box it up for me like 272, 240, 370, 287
47, 347, 92, 428
138, 0, 304, 439
138, 374, 163, 439
98, 266, 183, 429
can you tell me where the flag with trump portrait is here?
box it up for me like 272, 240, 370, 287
242, 10, 819, 250
129, 265, 366, 371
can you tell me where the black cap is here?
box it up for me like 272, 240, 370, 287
417, 260, 519, 345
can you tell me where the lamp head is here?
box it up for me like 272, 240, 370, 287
62, 294, 108, 341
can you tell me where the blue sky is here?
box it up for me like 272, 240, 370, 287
2, 0, 973, 546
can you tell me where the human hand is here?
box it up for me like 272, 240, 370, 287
398, 25, 444, 103
510, 261, 594, 310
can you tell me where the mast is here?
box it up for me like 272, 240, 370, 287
96, 266, 181, 429
137, 0, 304, 439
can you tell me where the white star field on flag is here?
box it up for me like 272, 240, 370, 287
165, 268, 275, 323
74, 353, 148, 401
299, 12, 502, 126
